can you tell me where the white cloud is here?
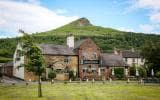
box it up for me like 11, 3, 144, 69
55, 9, 68, 14
131, 0, 160, 34
0, 0, 79, 38
134, 0, 160, 11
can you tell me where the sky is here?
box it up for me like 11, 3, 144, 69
0, 0, 160, 38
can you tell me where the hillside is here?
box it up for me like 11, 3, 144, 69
0, 17, 160, 63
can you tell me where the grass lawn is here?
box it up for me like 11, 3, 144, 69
0, 82, 160, 100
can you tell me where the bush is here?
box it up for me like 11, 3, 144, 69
64, 81, 68, 84
155, 71, 160, 78
48, 70, 56, 80
129, 66, 147, 78
114, 68, 124, 79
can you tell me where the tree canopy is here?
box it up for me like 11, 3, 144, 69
21, 32, 45, 97
141, 41, 160, 74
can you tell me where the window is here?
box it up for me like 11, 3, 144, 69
16, 57, 21, 61
83, 69, 86, 73
64, 56, 70, 63
132, 58, 135, 62
101, 69, 105, 73
92, 69, 96, 73
125, 58, 128, 62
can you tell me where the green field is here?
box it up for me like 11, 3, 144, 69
0, 82, 160, 100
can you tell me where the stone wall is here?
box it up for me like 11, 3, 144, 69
44, 55, 78, 80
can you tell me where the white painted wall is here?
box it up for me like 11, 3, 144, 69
13, 43, 25, 79
123, 58, 144, 67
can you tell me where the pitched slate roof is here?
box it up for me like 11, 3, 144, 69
101, 53, 128, 67
3, 61, 13, 67
38, 44, 75, 55
122, 50, 141, 58
74, 39, 87, 49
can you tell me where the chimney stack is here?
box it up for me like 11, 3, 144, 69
67, 34, 74, 48
114, 47, 118, 55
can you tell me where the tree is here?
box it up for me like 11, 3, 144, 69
141, 41, 160, 76
20, 30, 45, 97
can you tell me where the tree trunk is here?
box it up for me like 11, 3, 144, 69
38, 75, 42, 97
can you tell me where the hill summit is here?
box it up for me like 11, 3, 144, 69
67, 17, 92, 27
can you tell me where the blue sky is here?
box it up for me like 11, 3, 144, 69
0, 0, 160, 38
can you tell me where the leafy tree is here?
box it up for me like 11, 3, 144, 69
141, 41, 160, 75
155, 71, 160, 78
20, 30, 45, 97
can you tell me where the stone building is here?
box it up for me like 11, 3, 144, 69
39, 44, 78, 81
13, 43, 78, 81
13, 35, 129, 81
74, 38, 101, 80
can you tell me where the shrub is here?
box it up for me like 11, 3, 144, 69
48, 70, 56, 80
155, 71, 160, 78
114, 68, 124, 79
64, 81, 68, 84
129, 66, 147, 78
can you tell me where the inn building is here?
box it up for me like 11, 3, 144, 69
13, 35, 129, 81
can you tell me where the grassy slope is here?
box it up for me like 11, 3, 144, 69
0, 18, 160, 62
0, 83, 160, 100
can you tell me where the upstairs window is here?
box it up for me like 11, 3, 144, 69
64, 56, 70, 63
